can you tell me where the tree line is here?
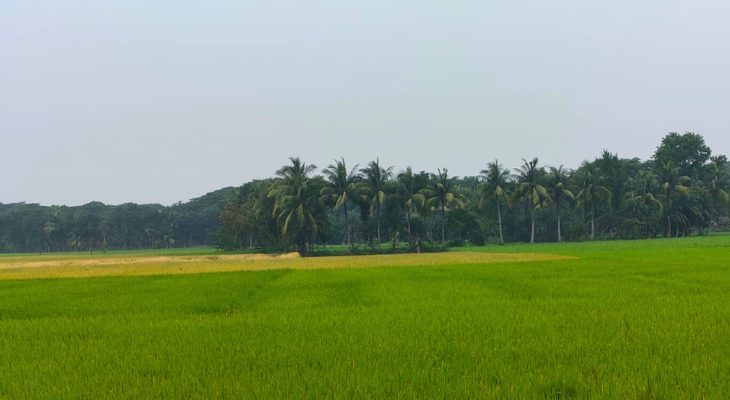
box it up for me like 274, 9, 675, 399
0, 189, 230, 253
215, 132, 730, 254
1, 132, 728, 254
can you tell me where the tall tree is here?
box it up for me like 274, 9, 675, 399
515, 158, 551, 244
268, 157, 324, 254
595, 150, 634, 213
360, 159, 394, 252
67, 235, 83, 252
656, 161, 691, 237
628, 170, 664, 237
396, 167, 425, 249
575, 161, 610, 240
653, 132, 711, 179
477, 160, 512, 244
706, 159, 730, 232
320, 158, 360, 251
545, 165, 575, 242
422, 168, 466, 245
42, 222, 56, 253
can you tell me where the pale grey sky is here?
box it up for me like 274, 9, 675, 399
1, 0, 729, 206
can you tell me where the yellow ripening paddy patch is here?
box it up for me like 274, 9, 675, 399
0, 252, 574, 280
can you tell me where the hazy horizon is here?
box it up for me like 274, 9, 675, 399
2, 0, 729, 206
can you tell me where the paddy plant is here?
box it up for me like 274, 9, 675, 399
0, 236, 728, 399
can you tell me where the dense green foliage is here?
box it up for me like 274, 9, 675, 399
1, 236, 729, 398
3, 132, 729, 254
218, 132, 730, 254
0, 188, 231, 253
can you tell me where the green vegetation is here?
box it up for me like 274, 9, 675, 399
0, 251, 566, 280
0, 236, 729, 398
0, 189, 231, 253
2, 132, 729, 255
216, 132, 730, 254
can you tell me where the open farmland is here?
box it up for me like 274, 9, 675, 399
0, 236, 729, 399
0, 251, 569, 280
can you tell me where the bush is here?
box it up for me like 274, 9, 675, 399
564, 221, 588, 242
213, 231, 239, 251
447, 238, 465, 247
617, 219, 646, 240
468, 230, 486, 247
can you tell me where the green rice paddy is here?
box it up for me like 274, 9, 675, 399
0, 236, 728, 399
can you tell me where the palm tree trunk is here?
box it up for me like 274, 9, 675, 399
497, 200, 504, 244
557, 201, 562, 242
344, 201, 351, 252
667, 216, 671, 238
441, 203, 446, 245
644, 217, 649, 238
530, 204, 536, 244
590, 202, 596, 240
407, 204, 412, 250
376, 203, 382, 252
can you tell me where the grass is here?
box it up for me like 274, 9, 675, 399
0, 236, 729, 398
0, 252, 569, 280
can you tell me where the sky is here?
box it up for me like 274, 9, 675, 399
1, 0, 729, 206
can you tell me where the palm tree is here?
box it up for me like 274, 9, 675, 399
478, 160, 512, 244
545, 165, 575, 242
321, 158, 360, 251
144, 228, 156, 249
628, 170, 664, 237
656, 161, 691, 237
68, 235, 83, 252
268, 157, 324, 254
43, 222, 56, 253
575, 161, 610, 240
396, 167, 425, 249
421, 168, 466, 245
163, 234, 175, 249
360, 159, 394, 252
707, 160, 730, 232
515, 158, 551, 244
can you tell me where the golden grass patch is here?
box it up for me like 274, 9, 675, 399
0, 253, 301, 270
0, 252, 573, 280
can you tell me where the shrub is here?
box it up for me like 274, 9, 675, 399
447, 238, 465, 247
617, 219, 646, 240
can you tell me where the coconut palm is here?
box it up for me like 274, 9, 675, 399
43, 222, 57, 253
268, 157, 324, 254
144, 228, 156, 249
707, 160, 730, 232
360, 159, 394, 252
68, 235, 83, 252
628, 170, 664, 237
545, 165, 575, 242
575, 161, 610, 240
514, 158, 551, 244
396, 167, 426, 249
685, 186, 711, 235
320, 158, 360, 251
656, 161, 691, 237
477, 160, 512, 244
421, 168, 466, 245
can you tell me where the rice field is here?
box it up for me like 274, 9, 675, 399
0, 251, 570, 280
0, 236, 729, 399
